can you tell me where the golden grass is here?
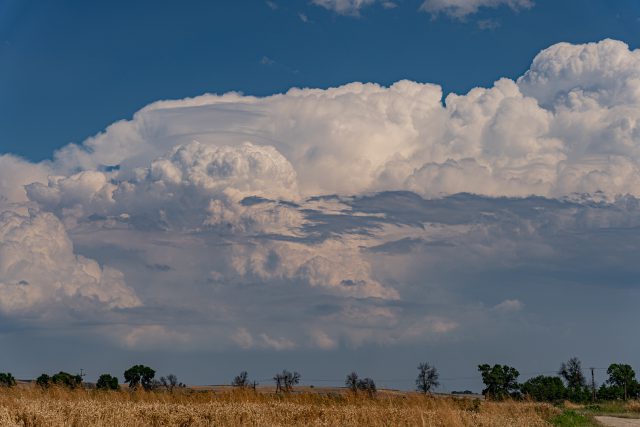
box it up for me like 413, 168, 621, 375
0, 386, 559, 426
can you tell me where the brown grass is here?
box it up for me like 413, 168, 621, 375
0, 386, 559, 426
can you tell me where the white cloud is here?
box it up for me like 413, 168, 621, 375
0, 207, 140, 314
420, 0, 534, 19
122, 325, 189, 349
493, 299, 523, 312
4, 39, 640, 354
26, 40, 640, 202
311, 0, 377, 15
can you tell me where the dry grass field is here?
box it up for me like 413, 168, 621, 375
0, 386, 562, 426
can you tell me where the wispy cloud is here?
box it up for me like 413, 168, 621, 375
420, 0, 534, 19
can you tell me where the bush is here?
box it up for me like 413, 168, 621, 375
96, 374, 120, 390
36, 374, 51, 389
521, 375, 566, 402
0, 372, 16, 388
51, 371, 83, 389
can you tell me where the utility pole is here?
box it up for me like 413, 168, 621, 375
590, 367, 596, 402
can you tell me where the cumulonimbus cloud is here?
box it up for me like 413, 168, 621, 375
2, 39, 640, 350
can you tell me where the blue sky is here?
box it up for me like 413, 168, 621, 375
1, 0, 640, 391
2, 0, 640, 160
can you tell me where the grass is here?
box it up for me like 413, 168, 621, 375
0, 386, 562, 426
550, 410, 597, 427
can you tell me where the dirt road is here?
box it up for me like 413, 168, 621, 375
595, 416, 640, 427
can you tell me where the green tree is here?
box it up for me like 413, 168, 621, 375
96, 374, 120, 390
51, 371, 83, 389
521, 375, 566, 402
558, 357, 589, 402
478, 364, 520, 400
606, 364, 637, 401
123, 365, 156, 391
416, 362, 439, 394
36, 374, 51, 389
559, 357, 586, 390
0, 372, 16, 387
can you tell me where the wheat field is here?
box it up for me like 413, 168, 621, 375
0, 386, 561, 426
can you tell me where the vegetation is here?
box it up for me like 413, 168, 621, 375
0, 386, 559, 426
345, 372, 359, 393
231, 371, 251, 389
416, 362, 439, 394
356, 377, 377, 397
0, 356, 639, 425
123, 365, 155, 391
96, 374, 119, 391
601, 363, 639, 400
550, 409, 595, 427
478, 364, 520, 400
0, 372, 16, 388
35, 372, 83, 389
344, 372, 376, 397
273, 370, 300, 393
521, 375, 566, 402
558, 357, 591, 402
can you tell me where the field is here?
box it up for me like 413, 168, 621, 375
0, 385, 566, 426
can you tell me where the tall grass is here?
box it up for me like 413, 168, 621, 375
0, 386, 559, 426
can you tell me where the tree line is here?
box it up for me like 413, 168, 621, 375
0, 357, 636, 402
479, 357, 639, 402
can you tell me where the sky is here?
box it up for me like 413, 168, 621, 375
1, 0, 640, 392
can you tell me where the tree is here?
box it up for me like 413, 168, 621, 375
160, 374, 179, 392
0, 372, 16, 388
559, 357, 586, 390
51, 371, 83, 389
478, 364, 520, 400
345, 372, 359, 393
558, 357, 589, 402
96, 374, 120, 391
273, 370, 300, 393
36, 374, 51, 389
123, 365, 156, 391
232, 371, 249, 388
357, 377, 377, 397
521, 375, 566, 402
416, 362, 439, 394
606, 364, 637, 401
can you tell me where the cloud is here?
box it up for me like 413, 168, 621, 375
0, 207, 140, 315
29, 40, 640, 202
3, 39, 640, 357
420, 0, 534, 19
477, 18, 500, 30
493, 299, 523, 312
311, 0, 377, 15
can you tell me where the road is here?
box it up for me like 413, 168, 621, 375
595, 416, 640, 427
